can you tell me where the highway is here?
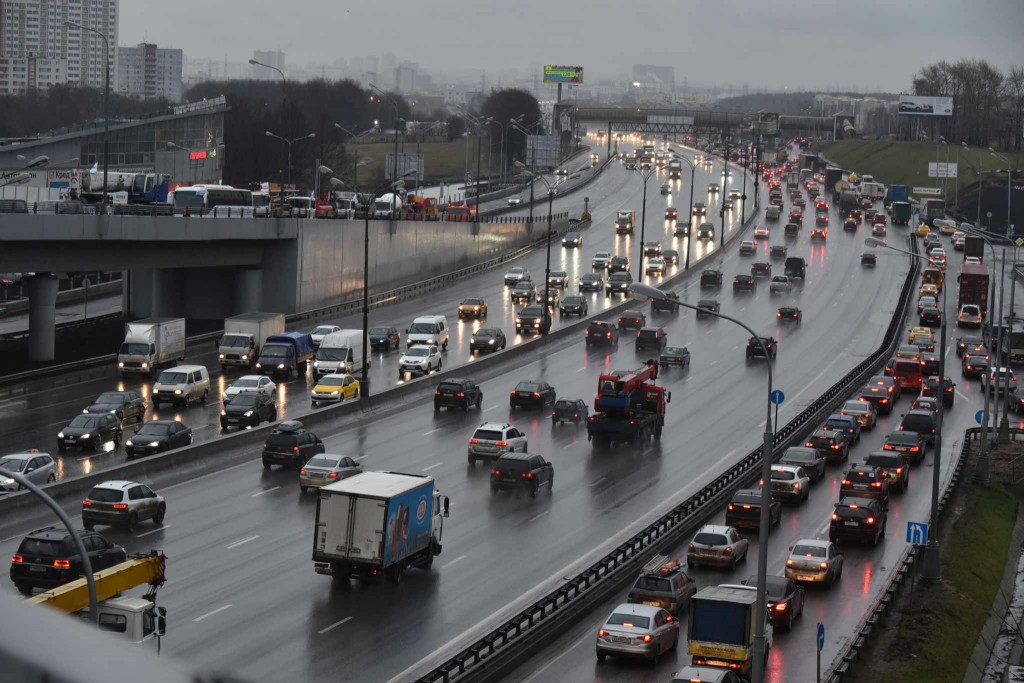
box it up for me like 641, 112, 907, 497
0, 149, 924, 682
0, 147, 748, 481
0, 292, 122, 337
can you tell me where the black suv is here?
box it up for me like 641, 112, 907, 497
696, 299, 720, 318
899, 410, 937, 445
751, 262, 772, 278
921, 375, 955, 406
10, 526, 127, 594
784, 257, 806, 279
733, 274, 756, 291
559, 295, 588, 317
84, 390, 147, 423
606, 271, 634, 297
830, 497, 887, 546
635, 327, 668, 351
586, 321, 619, 347
262, 420, 325, 469
434, 378, 483, 412
883, 430, 927, 465
746, 336, 777, 360
700, 269, 723, 288
839, 463, 890, 508
509, 380, 556, 410
863, 451, 910, 493
650, 290, 681, 313
490, 452, 554, 497
724, 489, 782, 531
516, 305, 551, 335
608, 256, 630, 273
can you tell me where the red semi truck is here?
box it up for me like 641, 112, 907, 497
957, 262, 990, 315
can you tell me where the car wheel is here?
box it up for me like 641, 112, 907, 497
47, 473, 55, 484
300, 486, 308, 494
92, 435, 102, 451
154, 504, 166, 525
16, 583, 33, 596
523, 442, 528, 453
434, 403, 440, 412
125, 512, 138, 533
468, 454, 476, 465
596, 652, 606, 662
201, 389, 208, 404
263, 459, 271, 470
83, 520, 94, 530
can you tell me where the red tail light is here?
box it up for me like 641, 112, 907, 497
533, 392, 541, 398
327, 472, 339, 479
598, 629, 607, 637
53, 559, 71, 569
522, 472, 533, 478
831, 513, 839, 520
725, 546, 733, 554
434, 391, 441, 396
11, 554, 23, 563
871, 482, 882, 488
495, 441, 507, 447
491, 469, 500, 475
786, 559, 793, 566
866, 517, 876, 525
642, 634, 653, 643
456, 393, 465, 398
774, 603, 787, 612
293, 446, 300, 454
300, 469, 307, 475
469, 438, 479, 444
113, 503, 128, 510
820, 561, 829, 569
728, 504, 735, 511
841, 479, 851, 485
510, 390, 516, 395
82, 500, 92, 507
263, 441, 268, 449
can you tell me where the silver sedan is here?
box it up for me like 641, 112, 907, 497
596, 603, 679, 663
299, 454, 363, 493
785, 538, 844, 587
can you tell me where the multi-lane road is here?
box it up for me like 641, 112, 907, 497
0, 145, 947, 683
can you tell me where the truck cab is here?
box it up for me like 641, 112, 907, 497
84, 597, 166, 651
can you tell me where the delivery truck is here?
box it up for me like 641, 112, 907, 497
217, 312, 286, 371
687, 585, 772, 676
884, 184, 909, 210
616, 210, 636, 235
312, 471, 450, 584
313, 329, 367, 377
957, 262, 990, 314
255, 331, 315, 379
117, 318, 186, 377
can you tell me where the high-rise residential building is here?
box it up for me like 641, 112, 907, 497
0, 0, 118, 95
250, 49, 285, 79
116, 42, 182, 102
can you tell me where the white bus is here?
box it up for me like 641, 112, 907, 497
169, 185, 254, 217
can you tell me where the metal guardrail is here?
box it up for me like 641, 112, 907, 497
410, 236, 921, 683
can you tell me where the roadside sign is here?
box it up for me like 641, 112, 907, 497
771, 389, 785, 405
906, 521, 929, 545
817, 622, 825, 651
976, 409, 985, 425
913, 187, 942, 196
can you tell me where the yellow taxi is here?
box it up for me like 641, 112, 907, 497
916, 223, 933, 237
934, 218, 958, 235
919, 283, 940, 298
310, 373, 360, 404
908, 326, 934, 344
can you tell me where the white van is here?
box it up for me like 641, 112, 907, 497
313, 330, 366, 377
406, 315, 449, 350
765, 205, 781, 221
151, 364, 210, 408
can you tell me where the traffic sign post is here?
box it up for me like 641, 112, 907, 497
906, 521, 929, 545
817, 622, 825, 682
771, 390, 784, 435
976, 409, 986, 425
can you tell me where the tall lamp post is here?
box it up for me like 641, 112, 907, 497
369, 83, 402, 217
866, 236, 946, 582
515, 162, 556, 335
66, 20, 109, 212
334, 124, 373, 189
265, 131, 315, 189
721, 136, 731, 248
669, 151, 696, 270
510, 118, 537, 226
634, 164, 657, 282
248, 58, 285, 83
629, 282, 776, 683
989, 149, 1018, 236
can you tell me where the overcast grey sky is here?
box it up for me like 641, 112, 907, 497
122, 0, 1022, 92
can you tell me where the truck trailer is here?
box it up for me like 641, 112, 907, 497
217, 312, 286, 371
117, 318, 186, 377
312, 471, 450, 584
687, 585, 772, 676
957, 262, 990, 314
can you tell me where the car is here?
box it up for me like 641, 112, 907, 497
0, 451, 56, 493
221, 391, 277, 429
746, 336, 777, 360
693, 202, 707, 215
769, 465, 811, 504
777, 306, 802, 323
725, 488, 782, 531
989, 367, 1018, 393
664, 207, 678, 220
635, 327, 668, 351
840, 463, 890, 508
559, 295, 589, 317
963, 353, 990, 379
751, 262, 771, 277
861, 252, 877, 267
592, 252, 611, 270
697, 223, 716, 240
660, 183, 671, 195
753, 225, 770, 239
10, 527, 127, 594
741, 574, 805, 631
467, 422, 528, 464
515, 305, 551, 335
309, 325, 342, 347
884, 429, 928, 465
595, 603, 680, 664
769, 245, 788, 260
552, 398, 588, 426
490, 452, 553, 497
917, 295, 938, 314
896, 344, 921, 360
608, 255, 630, 273
82, 480, 165, 531
785, 539, 844, 588
510, 281, 536, 303
503, 266, 530, 285
965, 256, 981, 265
785, 222, 801, 237
769, 275, 791, 293
578, 272, 604, 292
910, 395, 941, 416
954, 236, 966, 251
536, 288, 560, 306
660, 346, 690, 369
958, 304, 983, 328
458, 298, 488, 319
562, 231, 583, 248
547, 271, 569, 288
673, 221, 690, 237
708, 183, 720, 193
470, 327, 507, 353
57, 413, 122, 452
83, 390, 146, 423
434, 378, 483, 412
555, 168, 568, 177
923, 231, 941, 247
722, 199, 733, 210
507, 195, 522, 206
368, 326, 401, 351
830, 497, 887, 546
646, 256, 667, 275
510, 380, 556, 410
700, 270, 723, 289
908, 326, 933, 343
605, 271, 634, 297
918, 283, 939, 299
779, 446, 826, 482
586, 321, 620, 347
262, 420, 325, 470
919, 306, 942, 327
618, 310, 647, 331
224, 375, 278, 403
663, 249, 680, 265
921, 375, 955, 406
124, 419, 192, 459
822, 413, 862, 443
628, 555, 696, 617
871, 223, 887, 237
864, 451, 910, 493
298, 454, 363, 493
811, 225, 828, 239
805, 428, 850, 464
687, 524, 749, 569
733, 274, 756, 291
739, 240, 756, 255
398, 345, 442, 376
840, 399, 877, 430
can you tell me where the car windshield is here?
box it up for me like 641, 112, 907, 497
87, 487, 125, 503
222, 335, 250, 348
462, 299, 484, 305
0, 458, 27, 472
233, 378, 259, 388
119, 342, 150, 355
408, 323, 436, 334
16, 538, 62, 557
845, 470, 876, 483
866, 455, 901, 468
319, 376, 346, 387
474, 329, 497, 338
305, 456, 344, 469
137, 423, 172, 436
405, 348, 429, 357
262, 347, 289, 358
606, 613, 651, 629
312, 327, 336, 336
369, 327, 392, 335
693, 533, 727, 546
94, 392, 126, 404
316, 348, 349, 361
888, 432, 918, 445
156, 372, 187, 384
792, 544, 826, 558
229, 394, 259, 406
507, 268, 524, 275
472, 430, 502, 441
68, 415, 103, 428
564, 297, 583, 305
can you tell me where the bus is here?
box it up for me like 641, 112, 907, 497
169, 185, 253, 217
920, 198, 946, 226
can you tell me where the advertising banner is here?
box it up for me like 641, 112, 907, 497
385, 152, 424, 181
758, 112, 780, 136
898, 95, 953, 117
543, 65, 584, 84
525, 135, 560, 168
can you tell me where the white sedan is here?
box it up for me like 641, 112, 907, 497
223, 375, 277, 401
769, 275, 792, 293
507, 195, 522, 206
645, 257, 667, 275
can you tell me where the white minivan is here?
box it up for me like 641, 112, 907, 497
313, 330, 366, 377
406, 315, 449, 350
151, 365, 210, 408
765, 205, 781, 221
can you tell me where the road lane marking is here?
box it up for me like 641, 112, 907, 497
710, 360, 720, 366
193, 604, 232, 622
730, 344, 739, 351
354, 454, 369, 460
575, 366, 587, 372
252, 486, 280, 497
318, 617, 353, 634
441, 555, 467, 570
706, 329, 714, 334
483, 405, 498, 412
956, 389, 970, 400
136, 525, 170, 538
562, 441, 578, 449
423, 462, 443, 471
528, 511, 549, 523
422, 428, 442, 436
590, 476, 607, 487
226, 535, 259, 549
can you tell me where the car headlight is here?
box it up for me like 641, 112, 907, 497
149, 441, 160, 447
277, 364, 285, 369
58, 432, 64, 439
219, 354, 226, 359
488, 339, 495, 344
118, 362, 125, 368
243, 410, 254, 417
241, 354, 248, 360
313, 361, 320, 367
125, 439, 133, 447
255, 362, 262, 368
516, 318, 522, 324
80, 433, 91, 439
330, 390, 340, 395
174, 389, 182, 395
0, 477, 14, 486
141, 363, 149, 369
221, 410, 227, 416
406, 339, 412, 346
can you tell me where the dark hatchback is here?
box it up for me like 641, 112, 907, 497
434, 378, 483, 412
586, 321, 619, 347
830, 497, 887, 546
368, 326, 400, 351
125, 419, 192, 459
220, 393, 277, 430
724, 489, 782, 531
741, 574, 805, 632
470, 328, 507, 353
509, 380, 556, 410
552, 398, 588, 425
863, 451, 910, 492
58, 413, 122, 452
10, 527, 127, 594
883, 429, 927, 465
489, 452, 554, 497
805, 428, 849, 464
635, 327, 668, 351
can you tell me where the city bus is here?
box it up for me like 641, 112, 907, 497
169, 185, 253, 217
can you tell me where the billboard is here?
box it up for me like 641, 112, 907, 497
898, 95, 953, 117
543, 65, 584, 84
758, 112, 780, 136
385, 152, 424, 181
525, 135, 560, 168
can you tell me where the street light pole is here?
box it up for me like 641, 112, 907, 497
670, 151, 696, 270
265, 131, 315, 189
635, 165, 654, 282
628, 282, 775, 683
965, 228, 1001, 484
721, 135, 730, 248
67, 20, 109, 212
515, 161, 556, 335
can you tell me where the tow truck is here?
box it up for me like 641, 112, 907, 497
586, 360, 670, 447
28, 551, 167, 650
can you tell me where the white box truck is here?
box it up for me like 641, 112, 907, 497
117, 318, 186, 378
312, 471, 450, 584
312, 329, 367, 377
218, 312, 286, 371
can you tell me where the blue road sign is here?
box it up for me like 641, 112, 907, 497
771, 389, 785, 405
817, 623, 825, 652
976, 409, 986, 425
906, 521, 929, 545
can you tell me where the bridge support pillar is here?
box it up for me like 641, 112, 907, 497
150, 269, 180, 317
234, 268, 263, 312
26, 274, 58, 362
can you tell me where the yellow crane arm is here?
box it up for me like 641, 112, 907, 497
28, 551, 166, 613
